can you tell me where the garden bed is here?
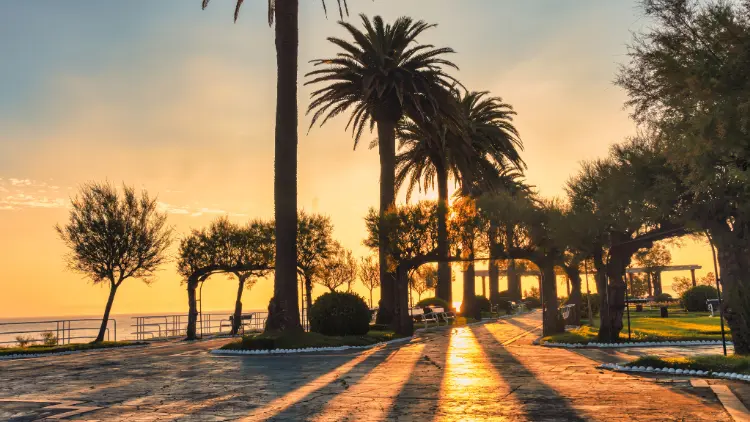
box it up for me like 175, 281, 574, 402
600, 355, 750, 382
0, 341, 148, 359
216, 330, 407, 355
542, 311, 730, 346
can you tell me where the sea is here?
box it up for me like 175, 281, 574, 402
0, 310, 247, 346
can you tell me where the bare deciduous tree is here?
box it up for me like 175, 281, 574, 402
56, 182, 173, 342
316, 244, 357, 293
359, 256, 380, 308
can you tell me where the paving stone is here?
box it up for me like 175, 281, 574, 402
0, 313, 735, 420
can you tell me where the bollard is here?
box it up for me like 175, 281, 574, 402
660, 306, 669, 318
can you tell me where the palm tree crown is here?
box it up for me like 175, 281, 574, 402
305, 14, 459, 146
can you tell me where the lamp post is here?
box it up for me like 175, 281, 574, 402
706, 231, 728, 356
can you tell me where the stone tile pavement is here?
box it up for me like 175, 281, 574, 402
0, 312, 739, 421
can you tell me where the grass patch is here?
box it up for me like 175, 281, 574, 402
0, 341, 146, 357
543, 311, 729, 344
541, 326, 598, 344
626, 355, 750, 375
220, 330, 405, 351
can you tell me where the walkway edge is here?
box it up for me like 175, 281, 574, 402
599, 362, 750, 383
545, 339, 732, 349
0, 344, 149, 361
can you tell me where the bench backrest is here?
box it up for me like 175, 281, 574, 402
409, 308, 425, 316
430, 307, 445, 313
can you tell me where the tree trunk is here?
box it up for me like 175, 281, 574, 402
391, 266, 414, 336
435, 165, 452, 304
647, 272, 653, 297
231, 276, 246, 335
305, 275, 313, 323
186, 277, 199, 340
376, 118, 397, 325
506, 226, 522, 301
593, 249, 611, 342
462, 251, 480, 320
565, 266, 583, 326
713, 227, 750, 355
652, 272, 663, 296
541, 261, 562, 336
95, 282, 118, 343
266, 0, 302, 333
488, 222, 500, 301
599, 252, 628, 342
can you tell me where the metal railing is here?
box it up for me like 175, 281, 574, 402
132, 310, 310, 340
0, 318, 116, 346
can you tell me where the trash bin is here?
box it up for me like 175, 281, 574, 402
660, 306, 669, 318
635, 304, 643, 312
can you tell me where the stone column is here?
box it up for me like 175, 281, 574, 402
691, 268, 697, 287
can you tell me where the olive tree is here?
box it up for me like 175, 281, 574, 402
617, 0, 750, 353
56, 182, 173, 342
177, 217, 274, 340
296, 211, 335, 321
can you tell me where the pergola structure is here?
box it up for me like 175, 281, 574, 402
625, 265, 702, 296
474, 269, 541, 297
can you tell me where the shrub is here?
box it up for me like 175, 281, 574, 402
309, 291, 371, 336
681, 285, 718, 312
416, 297, 450, 310
41, 332, 58, 347
497, 300, 514, 315
475, 296, 491, 313
490, 290, 513, 305
654, 293, 673, 303
524, 297, 542, 309
15, 335, 35, 347
370, 323, 390, 331
580, 293, 600, 318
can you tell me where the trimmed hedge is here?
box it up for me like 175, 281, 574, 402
475, 295, 491, 313
681, 285, 718, 312
309, 291, 371, 336
654, 293, 673, 302
524, 297, 542, 309
416, 297, 450, 310
580, 293, 600, 318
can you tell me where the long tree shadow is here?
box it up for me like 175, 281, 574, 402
498, 313, 543, 333
236, 347, 397, 420
382, 332, 452, 420
471, 325, 586, 421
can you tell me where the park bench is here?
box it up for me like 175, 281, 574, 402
409, 307, 438, 327
707, 299, 721, 317
426, 306, 455, 324
227, 313, 256, 334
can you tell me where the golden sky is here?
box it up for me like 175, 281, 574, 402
0, 1, 716, 319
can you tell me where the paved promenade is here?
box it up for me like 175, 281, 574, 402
0, 312, 740, 421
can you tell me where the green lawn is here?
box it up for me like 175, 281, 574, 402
0, 341, 146, 357
544, 310, 730, 344
626, 355, 750, 375
220, 330, 405, 351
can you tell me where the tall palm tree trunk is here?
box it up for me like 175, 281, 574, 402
506, 226, 521, 301
376, 119, 397, 325
266, 0, 302, 332
436, 164, 452, 305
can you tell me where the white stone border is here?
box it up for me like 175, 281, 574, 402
211, 335, 414, 356
0, 344, 148, 361
212, 310, 535, 356
600, 362, 750, 382
544, 339, 732, 349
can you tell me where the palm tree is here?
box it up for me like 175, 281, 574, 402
201, 0, 348, 332
452, 91, 524, 320
306, 14, 459, 324
395, 89, 524, 313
